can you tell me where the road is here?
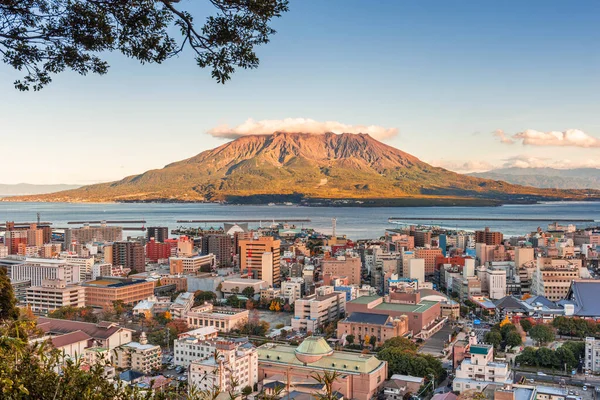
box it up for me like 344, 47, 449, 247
516, 371, 600, 388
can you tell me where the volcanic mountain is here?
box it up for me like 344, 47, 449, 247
9, 132, 598, 205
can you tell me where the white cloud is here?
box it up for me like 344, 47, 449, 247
494, 128, 600, 148
502, 155, 600, 169
428, 159, 495, 173
492, 129, 514, 144
206, 118, 399, 140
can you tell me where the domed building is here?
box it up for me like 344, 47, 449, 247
258, 336, 387, 400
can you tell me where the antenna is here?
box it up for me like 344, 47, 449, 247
332, 218, 337, 238
37, 212, 40, 225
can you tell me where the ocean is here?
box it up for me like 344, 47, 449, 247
0, 201, 599, 240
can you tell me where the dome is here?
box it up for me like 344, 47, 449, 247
294, 336, 334, 364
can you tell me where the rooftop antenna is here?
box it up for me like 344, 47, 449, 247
37, 212, 41, 225
332, 218, 337, 238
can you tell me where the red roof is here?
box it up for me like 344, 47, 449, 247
38, 317, 132, 341
51, 330, 92, 348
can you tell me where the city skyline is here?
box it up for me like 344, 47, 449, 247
1, 0, 599, 184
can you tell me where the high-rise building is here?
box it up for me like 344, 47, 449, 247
414, 247, 443, 276
145, 238, 175, 263
201, 234, 233, 267
475, 227, 503, 246
321, 255, 362, 285
65, 224, 123, 246
63, 255, 95, 281
146, 227, 168, 243
177, 236, 194, 257
239, 236, 281, 286
413, 230, 432, 247
26, 224, 44, 247
112, 241, 145, 272
11, 258, 81, 286
5, 229, 27, 255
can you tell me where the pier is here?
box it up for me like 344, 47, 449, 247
388, 217, 595, 222
176, 218, 311, 223
67, 220, 147, 224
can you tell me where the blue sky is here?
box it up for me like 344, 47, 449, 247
1, 0, 599, 184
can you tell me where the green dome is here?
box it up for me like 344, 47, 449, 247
295, 336, 334, 364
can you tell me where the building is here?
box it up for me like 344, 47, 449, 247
531, 259, 582, 301
170, 291, 195, 319
160, 276, 188, 292
260, 287, 281, 303
63, 255, 95, 281
345, 295, 441, 338
258, 336, 387, 400
113, 333, 161, 374
413, 230, 432, 248
453, 339, 512, 393
91, 262, 113, 280
322, 255, 362, 285
146, 227, 168, 243
201, 234, 233, 267
337, 312, 409, 346
169, 254, 216, 275
173, 327, 220, 367
37, 317, 133, 350
65, 224, 123, 245
177, 236, 194, 257
383, 375, 425, 400
220, 278, 268, 297
11, 258, 80, 286
189, 339, 258, 395
145, 238, 174, 263
281, 278, 305, 304
407, 258, 425, 284
565, 280, 600, 318
585, 337, 600, 373
185, 303, 249, 333
414, 247, 443, 276
291, 290, 346, 332
487, 268, 507, 300
112, 241, 145, 272
5, 229, 27, 255
81, 277, 154, 308
475, 227, 503, 246
239, 236, 281, 287
26, 279, 86, 314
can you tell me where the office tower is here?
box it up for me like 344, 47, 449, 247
112, 241, 145, 272
201, 234, 233, 267
475, 227, 503, 245
146, 226, 168, 243
239, 236, 281, 286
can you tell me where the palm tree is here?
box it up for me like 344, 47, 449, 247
311, 371, 341, 400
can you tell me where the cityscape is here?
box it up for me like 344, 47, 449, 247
1, 1, 600, 400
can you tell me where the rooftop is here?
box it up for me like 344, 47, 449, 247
374, 300, 439, 313
343, 312, 391, 325
390, 374, 425, 384
81, 277, 148, 288
38, 317, 132, 340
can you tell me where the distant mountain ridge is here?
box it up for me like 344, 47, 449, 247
470, 167, 600, 189
5, 132, 600, 205
0, 183, 81, 196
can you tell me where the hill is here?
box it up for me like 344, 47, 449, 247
470, 167, 600, 190
0, 183, 81, 196
6, 132, 599, 205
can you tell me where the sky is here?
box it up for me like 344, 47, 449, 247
1, 0, 599, 184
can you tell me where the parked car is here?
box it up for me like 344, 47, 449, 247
167, 364, 175, 370
537, 372, 546, 376
583, 386, 587, 391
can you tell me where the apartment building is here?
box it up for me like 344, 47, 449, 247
531, 258, 582, 301
189, 339, 258, 395
414, 247, 443, 276
173, 327, 220, 367
146, 227, 168, 243
453, 340, 511, 393
26, 279, 86, 314
81, 277, 154, 308
4, 229, 27, 255
112, 241, 145, 272
145, 238, 175, 263
291, 290, 346, 332
322, 255, 362, 285
170, 292, 195, 319
201, 234, 233, 267
281, 278, 305, 304
169, 254, 216, 275
585, 337, 600, 373
113, 333, 161, 374
475, 227, 504, 246
11, 258, 80, 286
239, 236, 281, 287
186, 303, 249, 333
65, 224, 123, 245
62, 255, 95, 281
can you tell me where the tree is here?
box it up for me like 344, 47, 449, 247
0, 267, 18, 321
311, 371, 341, 400
194, 290, 216, 305
242, 287, 255, 298
484, 331, 502, 349
520, 319, 533, 333
379, 337, 418, 352
242, 385, 253, 400
363, 334, 371, 347
346, 335, 355, 345
505, 331, 522, 349
369, 335, 377, 347
0, 0, 290, 91
529, 324, 555, 346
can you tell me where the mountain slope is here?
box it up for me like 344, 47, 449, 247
6, 132, 599, 204
470, 167, 600, 189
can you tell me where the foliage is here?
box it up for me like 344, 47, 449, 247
48, 306, 98, 323
0, 267, 18, 321
346, 334, 355, 345
484, 331, 502, 349
237, 320, 270, 337
369, 335, 377, 347
0, 0, 290, 91
227, 295, 243, 308
194, 290, 216, 306
486, 322, 521, 350
311, 370, 341, 400
552, 316, 600, 338
268, 300, 281, 312
516, 341, 584, 371
505, 331, 522, 348
242, 287, 255, 298
377, 338, 445, 382
520, 319, 533, 333
529, 324, 555, 346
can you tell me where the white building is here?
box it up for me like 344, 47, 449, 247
188, 339, 258, 395
112, 332, 161, 374
291, 289, 346, 332
0, 245, 8, 258
26, 279, 86, 314
487, 268, 507, 300
170, 292, 195, 319
62, 255, 95, 281
91, 263, 113, 280
585, 337, 600, 373
173, 327, 220, 367
11, 258, 81, 287
281, 278, 304, 304
453, 335, 512, 393
407, 258, 425, 284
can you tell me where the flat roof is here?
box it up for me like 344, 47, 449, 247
349, 295, 380, 304
374, 300, 439, 313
